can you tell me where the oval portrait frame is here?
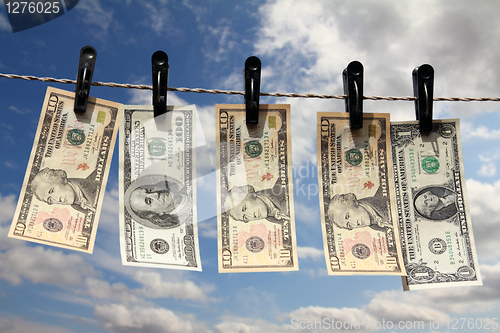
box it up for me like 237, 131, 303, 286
413, 185, 458, 221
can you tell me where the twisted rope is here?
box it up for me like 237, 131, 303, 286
2, 72, 500, 102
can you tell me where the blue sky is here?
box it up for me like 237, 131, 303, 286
2, 1, 500, 332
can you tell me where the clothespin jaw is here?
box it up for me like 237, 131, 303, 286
413, 64, 434, 132
152, 51, 169, 118
244, 56, 261, 125
74, 46, 97, 112
343, 61, 364, 129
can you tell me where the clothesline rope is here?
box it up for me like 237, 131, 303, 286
2, 72, 500, 102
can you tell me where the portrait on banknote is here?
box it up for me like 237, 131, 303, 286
327, 186, 393, 231
413, 186, 458, 221
124, 174, 191, 229
31, 167, 98, 214
222, 183, 290, 224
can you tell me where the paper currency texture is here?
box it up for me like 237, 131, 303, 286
119, 106, 201, 271
8, 87, 119, 253
391, 119, 482, 290
317, 112, 405, 275
216, 104, 298, 272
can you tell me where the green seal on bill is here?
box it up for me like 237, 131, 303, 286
245, 140, 263, 157
422, 156, 439, 173
345, 148, 363, 166
148, 139, 166, 156
67, 129, 86, 145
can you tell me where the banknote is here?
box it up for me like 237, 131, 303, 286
8, 87, 119, 253
216, 104, 298, 272
391, 119, 482, 290
119, 105, 201, 271
317, 112, 405, 275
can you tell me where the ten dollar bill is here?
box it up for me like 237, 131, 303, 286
9, 87, 119, 253
318, 112, 405, 275
216, 104, 298, 272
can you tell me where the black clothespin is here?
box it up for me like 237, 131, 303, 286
74, 46, 97, 112
342, 61, 364, 129
244, 56, 261, 125
152, 51, 169, 118
413, 64, 434, 132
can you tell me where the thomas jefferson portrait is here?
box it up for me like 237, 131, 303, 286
327, 186, 392, 230
223, 182, 289, 224
124, 174, 191, 229
413, 186, 457, 220
31, 167, 97, 214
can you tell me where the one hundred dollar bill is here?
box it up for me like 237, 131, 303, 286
391, 119, 482, 290
216, 104, 298, 272
317, 112, 405, 275
8, 87, 119, 253
119, 105, 201, 271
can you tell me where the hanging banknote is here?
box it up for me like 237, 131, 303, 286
317, 112, 405, 275
8, 87, 119, 253
216, 104, 298, 272
119, 105, 201, 271
391, 119, 482, 290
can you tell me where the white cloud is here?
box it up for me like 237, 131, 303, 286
297, 246, 323, 260
8, 106, 30, 115
94, 304, 210, 333
462, 124, 500, 140
98, 185, 120, 234
74, 0, 115, 39
215, 315, 288, 333
0, 194, 26, 251
471, 145, 500, 178
0, 315, 77, 333
0, 194, 16, 225
477, 154, 498, 177
79, 277, 146, 305
134, 270, 214, 302
141, 3, 172, 34
203, 21, 239, 63
250, 0, 500, 165
0, 246, 96, 286
0, 14, 10, 32
1, 160, 17, 169
220, 263, 499, 333
465, 179, 500, 262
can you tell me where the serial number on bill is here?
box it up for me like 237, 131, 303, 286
5, 1, 61, 14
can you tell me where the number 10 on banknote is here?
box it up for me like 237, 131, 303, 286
317, 113, 405, 275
